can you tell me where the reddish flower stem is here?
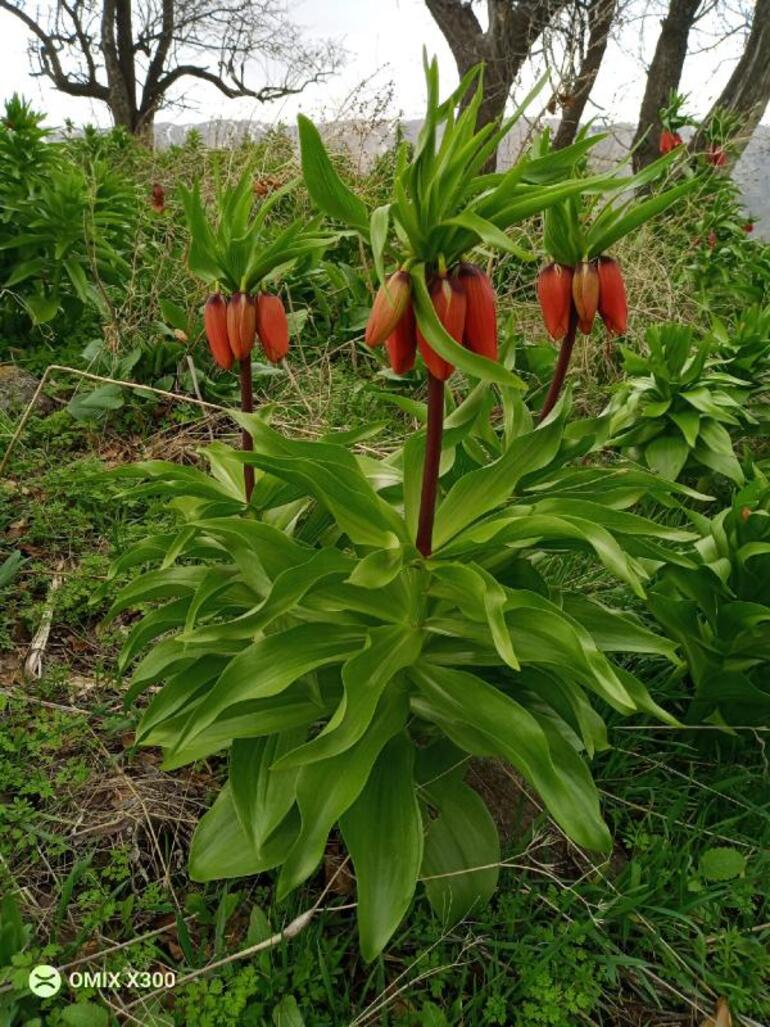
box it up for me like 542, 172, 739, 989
239, 356, 255, 502
539, 304, 579, 423
416, 372, 445, 558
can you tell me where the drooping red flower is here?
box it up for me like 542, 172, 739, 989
743, 221, 754, 234
596, 256, 628, 336
572, 260, 600, 335
659, 130, 683, 155
706, 144, 727, 167
365, 271, 412, 347
536, 263, 574, 341
226, 292, 257, 361
416, 276, 465, 381
203, 293, 233, 370
257, 293, 290, 363
386, 304, 417, 375
457, 263, 497, 361
150, 183, 165, 213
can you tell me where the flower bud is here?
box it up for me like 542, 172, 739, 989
457, 263, 497, 361
386, 304, 417, 375
596, 256, 628, 336
365, 271, 411, 347
572, 260, 599, 335
257, 293, 290, 364
203, 293, 233, 370
706, 144, 727, 167
226, 292, 257, 361
536, 263, 574, 341
416, 276, 465, 381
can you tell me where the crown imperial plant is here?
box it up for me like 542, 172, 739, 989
180, 173, 335, 499
108, 54, 691, 968
535, 126, 694, 419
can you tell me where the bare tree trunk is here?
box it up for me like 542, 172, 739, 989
631, 0, 704, 171
690, 0, 770, 159
425, 0, 569, 169
552, 0, 617, 149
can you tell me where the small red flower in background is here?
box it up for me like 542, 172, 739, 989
150, 183, 165, 213
707, 230, 717, 250
659, 130, 683, 155
743, 221, 754, 234
252, 174, 285, 198
706, 144, 727, 168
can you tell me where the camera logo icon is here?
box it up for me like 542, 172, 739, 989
28, 965, 62, 997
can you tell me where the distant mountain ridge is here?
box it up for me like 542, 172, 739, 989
152, 117, 770, 239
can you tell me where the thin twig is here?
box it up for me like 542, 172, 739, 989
23, 559, 65, 681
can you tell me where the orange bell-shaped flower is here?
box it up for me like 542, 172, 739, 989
257, 293, 290, 364
203, 293, 233, 370
457, 263, 497, 361
537, 263, 574, 341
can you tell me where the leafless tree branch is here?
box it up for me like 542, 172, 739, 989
0, 0, 342, 137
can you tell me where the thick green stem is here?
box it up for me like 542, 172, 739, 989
416, 372, 445, 558
539, 304, 579, 423
239, 356, 255, 502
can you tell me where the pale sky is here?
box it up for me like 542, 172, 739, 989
0, 0, 764, 131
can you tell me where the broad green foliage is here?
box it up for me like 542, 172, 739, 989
709, 305, 770, 385
648, 471, 770, 726
0, 95, 136, 326
107, 386, 685, 959
606, 324, 753, 483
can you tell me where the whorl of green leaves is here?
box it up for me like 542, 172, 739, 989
298, 53, 693, 387
606, 324, 753, 483
648, 470, 770, 726
179, 173, 336, 293
539, 128, 696, 265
